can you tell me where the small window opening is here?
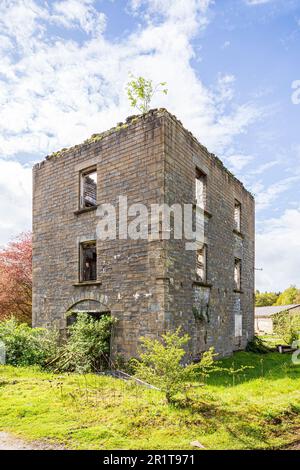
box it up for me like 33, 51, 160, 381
196, 244, 207, 283
80, 241, 97, 282
195, 168, 207, 209
234, 258, 241, 291
80, 168, 97, 208
234, 200, 241, 232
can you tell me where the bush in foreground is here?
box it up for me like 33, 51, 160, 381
0, 352, 299, 450
0, 317, 58, 366
132, 329, 219, 403
49, 313, 117, 373
0, 314, 116, 373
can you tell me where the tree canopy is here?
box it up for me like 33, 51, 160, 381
255, 286, 300, 307
0, 232, 32, 324
255, 291, 280, 307
275, 285, 300, 306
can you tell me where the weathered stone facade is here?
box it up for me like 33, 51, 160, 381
32, 109, 255, 360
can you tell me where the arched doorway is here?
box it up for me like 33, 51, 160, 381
66, 299, 111, 326
65, 299, 114, 368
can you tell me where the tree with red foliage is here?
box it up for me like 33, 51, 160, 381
0, 232, 32, 324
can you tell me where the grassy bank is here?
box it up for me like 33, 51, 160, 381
0, 352, 300, 450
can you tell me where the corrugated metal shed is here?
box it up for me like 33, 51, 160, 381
255, 304, 300, 318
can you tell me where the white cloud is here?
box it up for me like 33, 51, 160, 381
130, 0, 212, 21
0, 0, 264, 241
226, 154, 254, 172
52, 0, 106, 36
0, 0, 262, 159
249, 159, 279, 175
245, 0, 273, 5
256, 209, 300, 291
221, 40, 231, 49
254, 175, 300, 211
0, 160, 32, 246
213, 74, 236, 108
0, 0, 48, 48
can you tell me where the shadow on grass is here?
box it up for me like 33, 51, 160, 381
169, 395, 275, 449
167, 379, 300, 449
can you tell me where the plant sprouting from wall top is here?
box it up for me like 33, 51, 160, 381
126, 73, 168, 114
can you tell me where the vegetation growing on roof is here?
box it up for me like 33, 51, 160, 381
126, 74, 168, 114
39, 108, 253, 196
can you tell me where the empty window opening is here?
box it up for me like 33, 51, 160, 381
80, 241, 97, 282
234, 199, 241, 232
80, 168, 97, 208
195, 168, 207, 209
196, 244, 207, 283
234, 258, 241, 291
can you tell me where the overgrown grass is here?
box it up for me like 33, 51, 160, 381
0, 352, 300, 450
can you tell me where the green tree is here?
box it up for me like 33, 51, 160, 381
273, 312, 300, 345
126, 74, 168, 114
275, 286, 299, 306
255, 290, 280, 307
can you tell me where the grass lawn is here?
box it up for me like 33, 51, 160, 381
0, 351, 300, 450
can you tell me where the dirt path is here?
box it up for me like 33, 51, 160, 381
0, 432, 64, 450
284, 441, 300, 450
1, 431, 299, 451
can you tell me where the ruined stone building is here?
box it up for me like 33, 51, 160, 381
32, 109, 255, 360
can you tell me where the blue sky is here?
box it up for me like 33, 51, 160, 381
0, 0, 299, 291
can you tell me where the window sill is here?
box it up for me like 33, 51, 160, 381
73, 281, 102, 287
233, 229, 244, 238
234, 289, 244, 294
74, 205, 98, 216
192, 203, 212, 218
193, 280, 212, 288
204, 209, 212, 219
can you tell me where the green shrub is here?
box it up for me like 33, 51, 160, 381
52, 313, 116, 374
195, 347, 223, 381
0, 317, 58, 366
273, 312, 300, 345
132, 329, 218, 403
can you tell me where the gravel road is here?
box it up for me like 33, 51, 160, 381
0, 432, 64, 450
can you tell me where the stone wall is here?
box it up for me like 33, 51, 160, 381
32, 109, 255, 360
163, 112, 255, 358
33, 111, 167, 359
